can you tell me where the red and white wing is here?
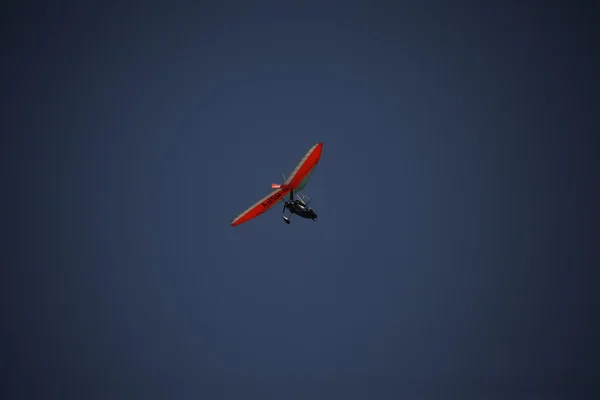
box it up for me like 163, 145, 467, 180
230, 186, 292, 227
230, 142, 323, 227
284, 142, 323, 189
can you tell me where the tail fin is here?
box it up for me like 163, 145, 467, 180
271, 183, 292, 189
273, 174, 287, 189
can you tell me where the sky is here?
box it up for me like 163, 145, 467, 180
2, 0, 599, 399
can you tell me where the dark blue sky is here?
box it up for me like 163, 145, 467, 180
3, 1, 599, 398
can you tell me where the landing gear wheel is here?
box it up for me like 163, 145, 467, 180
282, 216, 291, 224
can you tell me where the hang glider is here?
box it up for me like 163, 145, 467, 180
230, 142, 323, 227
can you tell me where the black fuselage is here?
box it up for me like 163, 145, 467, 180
285, 200, 318, 220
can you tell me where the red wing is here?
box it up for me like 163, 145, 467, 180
230, 186, 292, 227
230, 142, 322, 227
283, 142, 323, 189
